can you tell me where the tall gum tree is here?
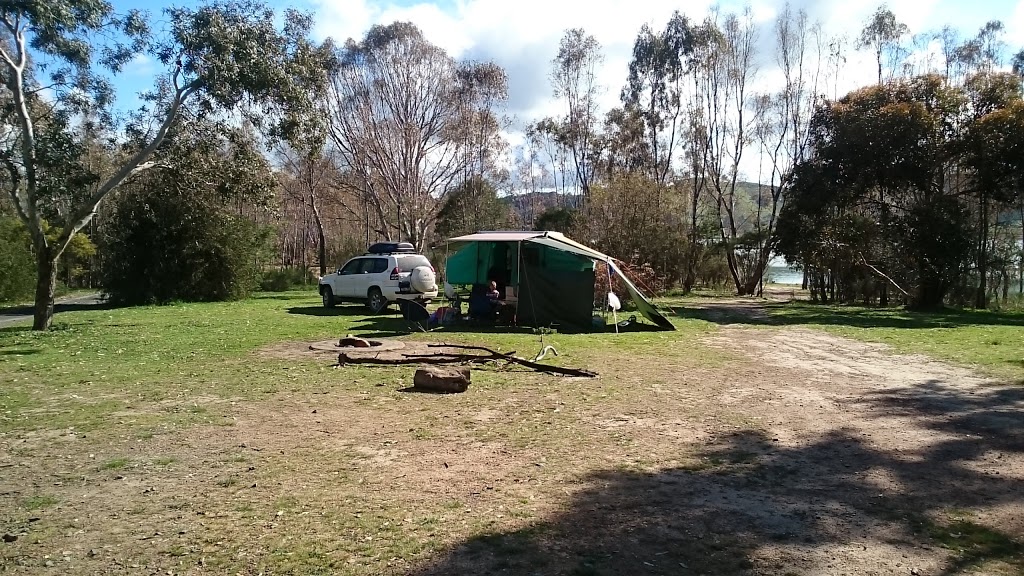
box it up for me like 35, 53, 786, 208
550, 28, 604, 201
0, 0, 324, 330
325, 23, 507, 251
858, 5, 909, 84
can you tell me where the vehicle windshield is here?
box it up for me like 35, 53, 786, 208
396, 255, 431, 272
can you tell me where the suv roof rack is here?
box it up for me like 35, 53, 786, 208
366, 241, 415, 255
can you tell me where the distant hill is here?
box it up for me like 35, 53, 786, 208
501, 182, 767, 228
501, 191, 580, 226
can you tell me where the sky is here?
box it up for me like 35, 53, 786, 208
110, 0, 1024, 177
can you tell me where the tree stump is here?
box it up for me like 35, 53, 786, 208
413, 366, 471, 393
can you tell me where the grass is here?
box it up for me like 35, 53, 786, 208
22, 495, 58, 510
670, 297, 1024, 381
1, 291, 1022, 575
101, 457, 131, 470
763, 302, 1024, 380
0, 292, 719, 435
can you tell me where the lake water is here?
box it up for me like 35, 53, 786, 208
764, 264, 1023, 294
766, 264, 803, 286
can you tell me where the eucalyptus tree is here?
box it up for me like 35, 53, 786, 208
858, 5, 910, 84
621, 11, 694, 185
326, 22, 506, 251
0, 0, 326, 330
746, 5, 822, 296
550, 28, 604, 199
1013, 49, 1024, 79
777, 76, 973, 309
698, 9, 759, 295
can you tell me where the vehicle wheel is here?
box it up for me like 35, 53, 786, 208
367, 287, 388, 313
322, 286, 335, 308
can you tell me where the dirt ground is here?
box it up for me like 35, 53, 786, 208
1, 298, 1022, 575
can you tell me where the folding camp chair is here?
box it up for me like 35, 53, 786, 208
396, 299, 431, 332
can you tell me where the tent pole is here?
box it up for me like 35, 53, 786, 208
515, 240, 521, 326
608, 259, 618, 334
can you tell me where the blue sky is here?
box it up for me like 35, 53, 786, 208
107, 0, 1024, 163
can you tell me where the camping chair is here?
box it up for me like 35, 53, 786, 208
396, 299, 431, 332
467, 284, 499, 323
444, 282, 471, 318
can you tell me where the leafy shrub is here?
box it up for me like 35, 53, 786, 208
260, 268, 317, 292
0, 217, 35, 303
100, 190, 272, 305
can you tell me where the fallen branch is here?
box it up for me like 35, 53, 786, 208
336, 345, 597, 377
403, 351, 517, 360
338, 353, 486, 366
533, 345, 558, 362
427, 344, 597, 377
858, 253, 909, 296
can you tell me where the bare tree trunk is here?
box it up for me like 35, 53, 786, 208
310, 192, 327, 276
976, 192, 988, 309
32, 249, 58, 331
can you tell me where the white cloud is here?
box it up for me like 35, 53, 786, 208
307, 0, 1022, 181
125, 53, 155, 77
1008, 0, 1024, 48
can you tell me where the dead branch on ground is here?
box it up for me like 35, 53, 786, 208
335, 344, 597, 377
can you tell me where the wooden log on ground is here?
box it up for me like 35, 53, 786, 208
413, 366, 471, 393
338, 352, 493, 366
339, 335, 372, 348
427, 344, 598, 377
334, 346, 598, 378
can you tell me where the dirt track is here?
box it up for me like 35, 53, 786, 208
417, 299, 1024, 575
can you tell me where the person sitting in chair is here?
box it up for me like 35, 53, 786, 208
486, 280, 500, 302
468, 283, 499, 321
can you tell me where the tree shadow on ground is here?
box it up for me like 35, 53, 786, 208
673, 300, 1024, 330
0, 348, 41, 356
286, 305, 379, 318
409, 382, 1024, 576
288, 305, 664, 336
251, 291, 318, 301
0, 300, 119, 317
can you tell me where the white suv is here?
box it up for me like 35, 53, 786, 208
318, 243, 438, 313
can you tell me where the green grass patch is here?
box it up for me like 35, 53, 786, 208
672, 299, 1024, 380
101, 457, 130, 470
0, 292, 711, 437
917, 514, 1024, 573
23, 494, 58, 510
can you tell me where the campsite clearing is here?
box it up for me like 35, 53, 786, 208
0, 292, 1022, 575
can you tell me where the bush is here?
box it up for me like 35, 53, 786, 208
0, 217, 36, 303
260, 268, 317, 292
100, 190, 272, 305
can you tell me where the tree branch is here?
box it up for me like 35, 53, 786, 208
53, 80, 200, 259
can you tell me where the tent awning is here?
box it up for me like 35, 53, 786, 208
447, 231, 546, 243
444, 231, 676, 331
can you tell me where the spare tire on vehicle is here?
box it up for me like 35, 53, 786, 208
410, 266, 436, 294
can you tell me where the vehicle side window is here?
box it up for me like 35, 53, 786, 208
357, 259, 379, 274
340, 259, 362, 275
371, 258, 389, 274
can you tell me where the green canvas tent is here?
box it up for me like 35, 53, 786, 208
443, 231, 675, 331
